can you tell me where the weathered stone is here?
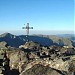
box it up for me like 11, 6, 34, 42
20, 64, 66, 75
0, 41, 8, 49
19, 41, 40, 50
68, 60, 75, 72
0, 69, 2, 74
8, 50, 27, 70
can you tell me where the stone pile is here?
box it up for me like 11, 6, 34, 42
0, 41, 75, 75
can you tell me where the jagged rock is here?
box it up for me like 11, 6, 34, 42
27, 52, 39, 60
68, 60, 75, 72
0, 66, 5, 75
60, 47, 67, 54
0, 69, 2, 74
50, 54, 57, 60
70, 55, 75, 60
18, 61, 28, 73
0, 41, 8, 49
64, 48, 75, 55
0, 37, 74, 75
19, 41, 40, 49
20, 64, 67, 75
19, 58, 70, 74
8, 50, 28, 70
49, 58, 69, 71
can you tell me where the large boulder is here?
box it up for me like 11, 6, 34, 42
19, 41, 40, 50
68, 60, 75, 72
20, 64, 67, 75
0, 41, 8, 49
8, 50, 28, 70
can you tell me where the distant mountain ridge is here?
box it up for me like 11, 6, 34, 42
56, 34, 75, 40
56, 34, 75, 47
0, 33, 75, 48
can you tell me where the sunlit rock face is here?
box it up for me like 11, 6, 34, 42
0, 40, 74, 75
7, 50, 27, 70
0, 41, 8, 49
20, 64, 67, 75
19, 41, 40, 50
68, 60, 75, 72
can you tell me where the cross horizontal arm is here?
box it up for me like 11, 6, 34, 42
22, 27, 33, 29
29, 27, 33, 29
22, 27, 26, 29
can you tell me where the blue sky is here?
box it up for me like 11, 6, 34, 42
0, 0, 74, 35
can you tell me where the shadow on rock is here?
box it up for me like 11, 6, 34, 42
4, 69, 19, 75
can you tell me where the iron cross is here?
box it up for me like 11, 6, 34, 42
22, 23, 33, 35
22, 23, 33, 42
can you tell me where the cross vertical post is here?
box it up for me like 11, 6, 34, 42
22, 23, 33, 42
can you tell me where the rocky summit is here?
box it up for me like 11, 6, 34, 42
0, 33, 75, 75
0, 41, 75, 75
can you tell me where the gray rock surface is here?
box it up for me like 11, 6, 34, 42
20, 64, 68, 75
0, 41, 8, 49
19, 41, 40, 50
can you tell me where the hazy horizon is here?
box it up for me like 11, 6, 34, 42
0, 30, 74, 35
0, 0, 74, 35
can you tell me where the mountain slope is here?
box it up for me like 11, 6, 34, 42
0, 33, 53, 47
0, 33, 74, 48
48, 35, 73, 47
0, 33, 25, 47
54, 34, 75, 47
19, 35, 53, 46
